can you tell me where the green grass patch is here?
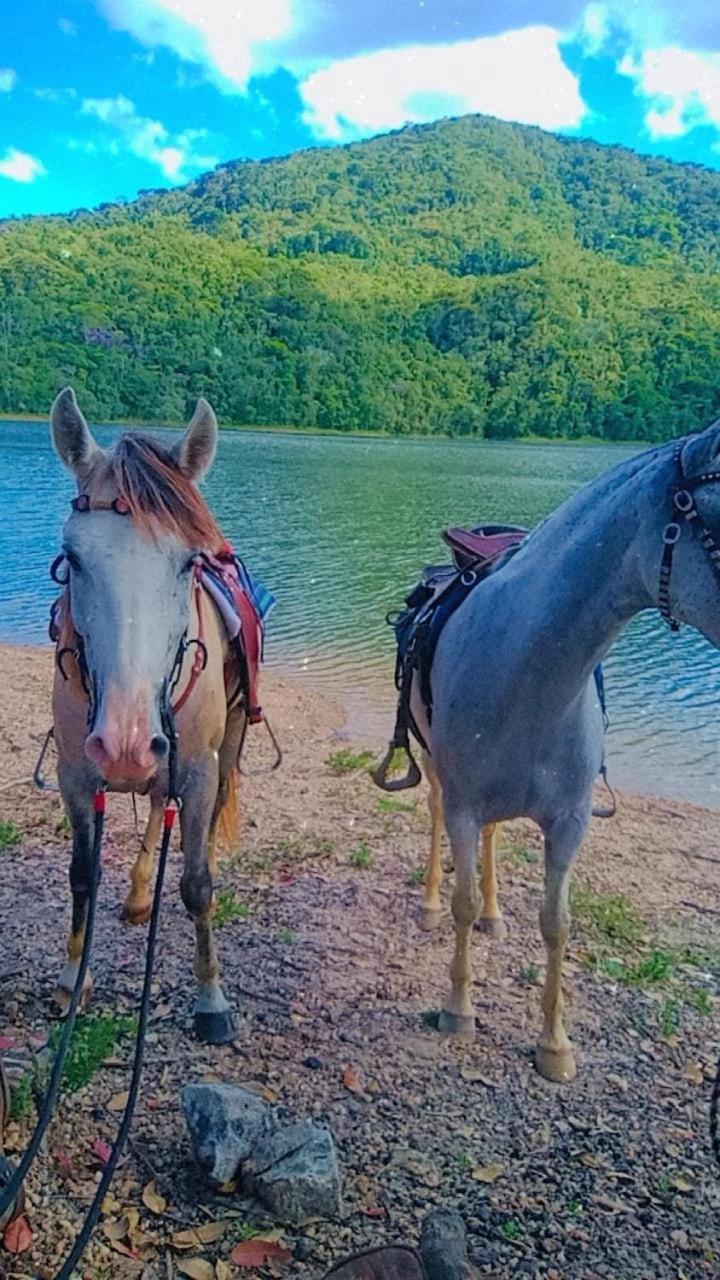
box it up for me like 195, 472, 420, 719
571, 883, 644, 947
9, 1073, 33, 1121
377, 796, 416, 814
501, 1219, 522, 1241
327, 749, 375, 775
277, 928, 295, 945
0, 820, 22, 849
660, 998, 680, 1038
48, 1013, 137, 1095
502, 841, 538, 867
349, 842, 374, 870
214, 889, 250, 928
519, 963, 541, 987
406, 866, 427, 888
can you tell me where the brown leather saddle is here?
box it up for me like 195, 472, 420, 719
442, 523, 526, 570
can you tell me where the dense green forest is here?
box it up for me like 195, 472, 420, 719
2, 113, 720, 439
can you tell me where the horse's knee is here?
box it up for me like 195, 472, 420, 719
452, 885, 478, 929
539, 907, 569, 948
181, 868, 213, 916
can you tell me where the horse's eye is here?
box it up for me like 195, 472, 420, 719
64, 549, 82, 573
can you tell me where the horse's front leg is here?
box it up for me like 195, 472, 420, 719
421, 752, 444, 931
55, 770, 95, 1013
123, 794, 164, 925
438, 804, 480, 1039
536, 808, 588, 1083
180, 755, 236, 1044
477, 822, 505, 939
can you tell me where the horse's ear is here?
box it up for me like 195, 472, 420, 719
172, 398, 218, 482
681, 420, 720, 480
50, 388, 101, 476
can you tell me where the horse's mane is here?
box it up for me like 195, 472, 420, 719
101, 433, 225, 551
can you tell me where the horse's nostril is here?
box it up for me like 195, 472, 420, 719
150, 734, 169, 758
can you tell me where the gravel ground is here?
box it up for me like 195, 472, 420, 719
1, 646, 720, 1279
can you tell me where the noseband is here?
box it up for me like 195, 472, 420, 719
659, 447, 720, 631
52, 493, 208, 728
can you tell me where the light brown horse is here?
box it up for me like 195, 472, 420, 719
50, 388, 245, 1043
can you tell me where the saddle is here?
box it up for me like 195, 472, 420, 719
372, 524, 527, 792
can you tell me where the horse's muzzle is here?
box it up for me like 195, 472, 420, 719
85, 683, 168, 784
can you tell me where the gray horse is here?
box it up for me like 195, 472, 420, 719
414, 422, 720, 1082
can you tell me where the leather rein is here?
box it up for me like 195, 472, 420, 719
52, 493, 208, 724
659, 448, 720, 632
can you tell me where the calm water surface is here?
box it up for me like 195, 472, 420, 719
3, 420, 720, 807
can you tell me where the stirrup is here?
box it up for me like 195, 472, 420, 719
371, 741, 422, 792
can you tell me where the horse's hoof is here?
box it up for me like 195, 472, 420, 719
52, 979, 92, 1017
476, 916, 506, 940
438, 1009, 476, 1039
194, 1008, 237, 1045
535, 1045, 577, 1083
122, 900, 152, 926
420, 908, 443, 932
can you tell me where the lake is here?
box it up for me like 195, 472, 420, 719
3, 419, 720, 807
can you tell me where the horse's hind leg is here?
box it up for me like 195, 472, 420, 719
55, 776, 95, 1013
477, 822, 505, 939
536, 811, 587, 1083
122, 795, 164, 925
421, 752, 444, 931
180, 754, 235, 1044
438, 804, 480, 1038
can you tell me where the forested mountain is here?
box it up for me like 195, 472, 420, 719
2, 114, 720, 439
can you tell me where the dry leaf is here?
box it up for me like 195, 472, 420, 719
460, 1067, 497, 1087
683, 1061, 704, 1085
342, 1065, 360, 1092
3, 1216, 32, 1255
216, 1264, 233, 1280
671, 1175, 695, 1193
91, 1138, 112, 1165
142, 1180, 167, 1215
472, 1162, 504, 1184
177, 1260, 217, 1280
195, 1222, 228, 1244
108, 1090, 130, 1112
231, 1239, 293, 1267
216, 1179, 238, 1194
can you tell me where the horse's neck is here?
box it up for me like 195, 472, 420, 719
505, 448, 669, 688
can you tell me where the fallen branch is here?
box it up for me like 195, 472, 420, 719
680, 899, 720, 917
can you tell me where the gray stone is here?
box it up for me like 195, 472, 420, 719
243, 1119, 342, 1225
181, 1083, 272, 1185
420, 1210, 476, 1280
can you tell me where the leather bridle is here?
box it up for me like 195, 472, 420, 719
52, 494, 209, 726
659, 447, 720, 632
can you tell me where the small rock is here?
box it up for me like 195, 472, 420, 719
420, 1209, 476, 1280
181, 1083, 273, 1185
244, 1120, 342, 1225
305, 1056, 324, 1070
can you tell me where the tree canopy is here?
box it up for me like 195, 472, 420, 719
2, 113, 720, 440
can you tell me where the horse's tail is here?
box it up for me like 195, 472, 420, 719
216, 767, 241, 856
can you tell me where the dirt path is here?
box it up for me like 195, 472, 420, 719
1, 646, 720, 1279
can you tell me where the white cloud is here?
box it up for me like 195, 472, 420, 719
0, 148, 46, 183
300, 26, 586, 141
577, 3, 610, 56
81, 94, 218, 178
97, 0, 293, 90
0, 68, 17, 93
620, 45, 720, 139
58, 16, 76, 35
34, 86, 78, 104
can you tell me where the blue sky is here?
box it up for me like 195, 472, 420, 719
1, 0, 719, 217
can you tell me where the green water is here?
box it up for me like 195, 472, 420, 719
3, 421, 720, 806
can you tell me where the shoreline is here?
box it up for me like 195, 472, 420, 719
1, 638, 716, 822
0, 412, 642, 449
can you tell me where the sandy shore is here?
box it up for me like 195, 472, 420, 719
1, 645, 720, 1278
